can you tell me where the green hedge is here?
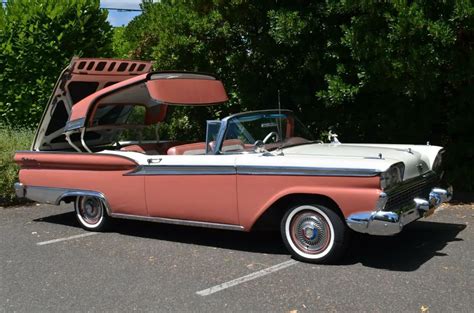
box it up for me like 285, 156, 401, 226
0, 0, 112, 127
0, 126, 34, 206
116, 0, 473, 192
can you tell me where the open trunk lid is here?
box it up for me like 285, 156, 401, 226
32, 57, 153, 151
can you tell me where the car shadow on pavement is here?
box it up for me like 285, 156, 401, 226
343, 220, 466, 271
35, 212, 466, 271
34, 211, 288, 255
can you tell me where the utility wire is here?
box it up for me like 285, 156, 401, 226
101, 7, 142, 12
1, 1, 142, 12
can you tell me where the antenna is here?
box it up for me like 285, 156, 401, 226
277, 89, 283, 142
275, 89, 284, 155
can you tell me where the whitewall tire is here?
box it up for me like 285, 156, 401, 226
281, 204, 348, 263
75, 196, 109, 231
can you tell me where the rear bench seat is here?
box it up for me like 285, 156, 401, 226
120, 141, 191, 155
168, 139, 245, 155
167, 142, 207, 155
121, 139, 245, 155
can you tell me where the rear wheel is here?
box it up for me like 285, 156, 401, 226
75, 196, 109, 231
281, 204, 349, 263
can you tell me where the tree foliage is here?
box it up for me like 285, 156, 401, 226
0, 0, 112, 127
115, 0, 473, 190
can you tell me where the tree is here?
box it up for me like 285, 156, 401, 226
0, 0, 113, 127
319, 0, 474, 189
114, 0, 473, 190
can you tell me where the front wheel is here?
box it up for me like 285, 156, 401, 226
281, 204, 349, 263
75, 196, 109, 231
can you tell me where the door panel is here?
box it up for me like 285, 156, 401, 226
144, 155, 239, 225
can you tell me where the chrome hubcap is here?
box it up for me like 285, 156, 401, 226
78, 197, 102, 225
290, 211, 331, 254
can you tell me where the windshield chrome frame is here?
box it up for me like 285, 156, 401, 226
212, 109, 294, 155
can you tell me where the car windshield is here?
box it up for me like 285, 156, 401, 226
220, 110, 314, 153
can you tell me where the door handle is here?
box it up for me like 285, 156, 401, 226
147, 158, 162, 164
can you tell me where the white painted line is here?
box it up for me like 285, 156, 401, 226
36, 232, 98, 246
196, 259, 298, 296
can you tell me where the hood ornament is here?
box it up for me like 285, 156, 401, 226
328, 130, 341, 144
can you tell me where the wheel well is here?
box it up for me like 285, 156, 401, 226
251, 193, 343, 231
60, 196, 76, 204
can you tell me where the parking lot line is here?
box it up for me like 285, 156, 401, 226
196, 259, 298, 296
36, 232, 98, 246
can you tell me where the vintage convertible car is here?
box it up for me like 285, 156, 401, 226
14, 58, 452, 263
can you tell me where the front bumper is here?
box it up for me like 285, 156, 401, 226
347, 186, 452, 236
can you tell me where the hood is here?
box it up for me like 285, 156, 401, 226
283, 143, 437, 180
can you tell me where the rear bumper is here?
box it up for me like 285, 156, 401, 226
14, 183, 65, 204
14, 183, 108, 208
14, 182, 25, 198
346, 186, 452, 236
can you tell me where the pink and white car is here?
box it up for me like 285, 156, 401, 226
14, 58, 452, 263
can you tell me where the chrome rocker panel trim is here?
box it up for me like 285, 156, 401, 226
110, 213, 245, 231
14, 183, 244, 232
346, 186, 453, 236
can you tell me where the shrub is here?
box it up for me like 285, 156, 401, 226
0, 126, 34, 206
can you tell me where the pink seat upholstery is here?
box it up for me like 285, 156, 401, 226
167, 142, 208, 155
120, 144, 158, 154
209, 139, 245, 153
120, 141, 192, 155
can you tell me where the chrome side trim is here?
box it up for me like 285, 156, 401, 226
126, 165, 236, 175
126, 165, 380, 177
236, 166, 379, 177
110, 213, 245, 231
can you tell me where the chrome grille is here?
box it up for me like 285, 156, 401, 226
384, 172, 438, 212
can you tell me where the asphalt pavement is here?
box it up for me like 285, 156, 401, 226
1, 203, 472, 312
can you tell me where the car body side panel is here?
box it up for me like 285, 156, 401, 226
15, 152, 146, 216
143, 154, 239, 225
236, 175, 381, 230
145, 175, 238, 224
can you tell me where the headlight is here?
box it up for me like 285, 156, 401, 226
380, 163, 405, 190
432, 150, 444, 173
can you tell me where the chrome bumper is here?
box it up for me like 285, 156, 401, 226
346, 186, 453, 236
13, 183, 108, 207
14, 182, 25, 198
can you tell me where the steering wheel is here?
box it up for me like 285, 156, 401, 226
262, 131, 279, 144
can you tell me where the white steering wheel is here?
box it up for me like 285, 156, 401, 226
263, 131, 279, 144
